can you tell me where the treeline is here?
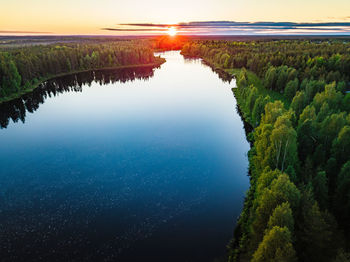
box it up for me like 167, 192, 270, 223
151, 35, 188, 50
0, 41, 161, 101
181, 40, 350, 83
182, 40, 350, 261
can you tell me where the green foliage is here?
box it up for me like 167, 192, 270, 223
342, 93, 350, 112
267, 202, 294, 233
256, 169, 281, 195
0, 53, 22, 96
291, 91, 307, 116
265, 66, 277, 90
270, 114, 298, 171
252, 226, 297, 262
297, 196, 341, 262
252, 95, 270, 127
313, 82, 343, 112
333, 249, 350, 262
299, 105, 316, 125
313, 171, 329, 209
285, 78, 299, 100
247, 86, 259, 113
332, 126, 350, 166
297, 119, 316, 166
253, 174, 300, 244
0, 41, 158, 100
320, 112, 347, 149
261, 101, 286, 125
237, 68, 248, 87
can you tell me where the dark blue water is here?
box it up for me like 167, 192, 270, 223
0, 51, 249, 262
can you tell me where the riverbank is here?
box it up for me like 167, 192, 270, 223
0, 57, 165, 104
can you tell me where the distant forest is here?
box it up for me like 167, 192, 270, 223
181, 39, 350, 262
0, 40, 162, 102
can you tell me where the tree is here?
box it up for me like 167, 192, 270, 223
267, 202, 294, 233
316, 102, 331, 122
342, 93, 350, 112
256, 169, 282, 194
237, 68, 248, 87
320, 113, 346, 149
297, 119, 316, 163
253, 174, 300, 243
332, 125, 350, 167
252, 95, 270, 127
247, 86, 259, 113
305, 80, 325, 103
333, 249, 350, 262
221, 53, 231, 68
0, 54, 22, 95
261, 101, 286, 125
336, 81, 346, 93
285, 78, 299, 100
313, 82, 343, 112
254, 123, 274, 172
270, 114, 298, 171
265, 66, 277, 90
299, 105, 316, 125
252, 226, 297, 262
297, 190, 341, 262
276, 66, 289, 92
291, 91, 306, 116
313, 171, 329, 210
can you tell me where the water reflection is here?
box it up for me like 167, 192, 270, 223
0, 66, 157, 128
183, 57, 234, 83
0, 51, 249, 262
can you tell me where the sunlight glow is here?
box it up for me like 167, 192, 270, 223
167, 27, 177, 36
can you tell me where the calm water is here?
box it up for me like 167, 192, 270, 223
0, 51, 250, 262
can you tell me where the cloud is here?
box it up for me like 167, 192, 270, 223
119, 23, 174, 27
102, 28, 167, 31
102, 21, 350, 35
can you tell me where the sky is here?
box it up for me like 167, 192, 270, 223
1, 0, 350, 35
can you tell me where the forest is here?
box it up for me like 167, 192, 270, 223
181, 39, 350, 262
0, 40, 164, 103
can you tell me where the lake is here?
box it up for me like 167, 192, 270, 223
0, 51, 250, 262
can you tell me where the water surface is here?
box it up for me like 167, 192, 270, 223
0, 51, 249, 262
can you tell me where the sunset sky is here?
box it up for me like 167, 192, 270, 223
1, 0, 350, 35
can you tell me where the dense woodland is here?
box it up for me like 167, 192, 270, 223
0, 40, 161, 102
181, 40, 350, 262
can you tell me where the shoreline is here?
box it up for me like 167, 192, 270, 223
0, 58, 166, 105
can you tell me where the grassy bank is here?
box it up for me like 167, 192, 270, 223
229, 68, 289, 112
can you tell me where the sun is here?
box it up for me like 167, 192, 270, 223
167, 27, 177, 36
